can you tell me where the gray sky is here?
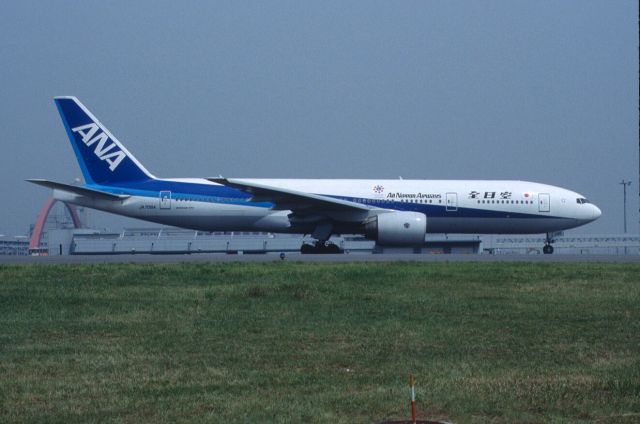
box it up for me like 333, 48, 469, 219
1, 0, 637, 235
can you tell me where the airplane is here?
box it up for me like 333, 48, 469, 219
28, 96, 601, 254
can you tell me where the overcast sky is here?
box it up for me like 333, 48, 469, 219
1, 0, 637, 235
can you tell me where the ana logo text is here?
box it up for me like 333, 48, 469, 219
71, 123, 126, 171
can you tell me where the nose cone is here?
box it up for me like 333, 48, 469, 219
591, 204, 602, 220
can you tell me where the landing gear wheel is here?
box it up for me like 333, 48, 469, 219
301, 243, 315, 254
301, 241, 343, 254
325, 243, 341, 254
543, 244, 554, 254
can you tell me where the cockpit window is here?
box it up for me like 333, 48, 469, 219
576, 198, 590, 204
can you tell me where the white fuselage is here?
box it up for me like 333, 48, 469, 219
54, 178, 601, 235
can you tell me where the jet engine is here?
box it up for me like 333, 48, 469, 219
364, 211, 427, 246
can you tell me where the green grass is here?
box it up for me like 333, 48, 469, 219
0, 262, 639, 423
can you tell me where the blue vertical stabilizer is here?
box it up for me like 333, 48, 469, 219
54, 97, 154, 184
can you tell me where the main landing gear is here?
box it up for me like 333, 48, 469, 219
300, 240, 343, 254
300, 222, 343, 254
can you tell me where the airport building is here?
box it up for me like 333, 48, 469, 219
0, 235, 29, 256
41, 228, 481, 256
486, 234, 640, 255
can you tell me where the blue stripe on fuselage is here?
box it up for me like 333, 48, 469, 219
88, 180, 272, 208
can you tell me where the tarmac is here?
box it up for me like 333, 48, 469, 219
2, 253, 640, 265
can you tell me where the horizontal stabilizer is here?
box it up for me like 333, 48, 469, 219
26, 179, 130, 200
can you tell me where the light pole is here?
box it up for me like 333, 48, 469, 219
620, 180, 631, 233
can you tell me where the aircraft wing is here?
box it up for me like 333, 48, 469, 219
26, 179, 130, 200
209, 178, 372, 213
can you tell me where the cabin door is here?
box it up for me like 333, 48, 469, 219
538, 193, 550, 213
446, 192, 458, 212
159, 191, 172, 209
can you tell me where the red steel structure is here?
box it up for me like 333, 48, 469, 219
29, 198, 82, 253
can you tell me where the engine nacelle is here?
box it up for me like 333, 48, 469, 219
365, 211, 427, 246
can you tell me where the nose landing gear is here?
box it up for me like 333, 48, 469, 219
542, 232, 561, 254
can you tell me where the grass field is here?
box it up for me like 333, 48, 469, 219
0, 262, 639, 423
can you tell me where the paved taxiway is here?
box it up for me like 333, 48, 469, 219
2, 253, 639, 265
